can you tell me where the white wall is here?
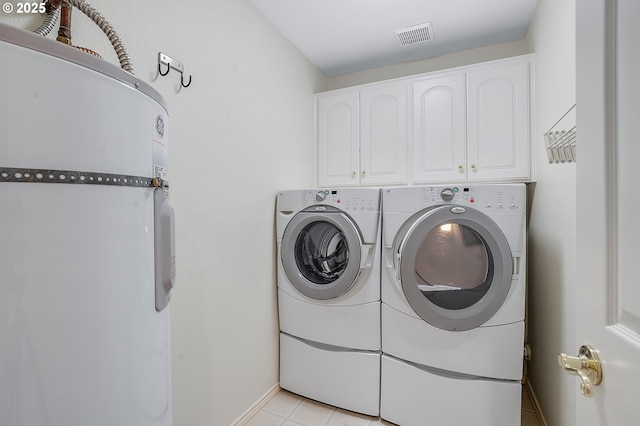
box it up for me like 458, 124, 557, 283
1, 1, 326, 424
326, 39, 529, 90
524, 0, 577, 425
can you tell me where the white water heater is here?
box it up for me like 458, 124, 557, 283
0, 23, 174, 426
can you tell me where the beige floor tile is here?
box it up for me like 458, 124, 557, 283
282, 420, 309, 426
245, 410, 286, 426
249, 387, 542, 426
521, 388, 535, 412
283, 421, 311, 426
289, 398, 336, 426
327, 408, 377, 426
262, 390, 304, 417
521, 410, 540, 426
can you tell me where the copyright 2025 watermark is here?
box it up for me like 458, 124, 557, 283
3, 2, 47, 14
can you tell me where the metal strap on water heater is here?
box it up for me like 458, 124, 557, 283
0, 166, 168, 188
2, 166, 176, 312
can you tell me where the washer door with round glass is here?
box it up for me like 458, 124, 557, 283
281, 206, 363, 300
394, 205, 513, 331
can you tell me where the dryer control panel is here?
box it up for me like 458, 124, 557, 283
420, 185, 526, 212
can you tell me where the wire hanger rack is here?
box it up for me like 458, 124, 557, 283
544, 104, 576, 163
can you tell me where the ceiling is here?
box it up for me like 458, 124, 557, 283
249, 0, 539, 77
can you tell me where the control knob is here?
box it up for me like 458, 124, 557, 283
315, 191, 327, 202
440, 188, 454, 202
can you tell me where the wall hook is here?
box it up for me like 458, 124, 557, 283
181, 73, 192, 88
158, 52, 192, 89
158, 61, 170, 76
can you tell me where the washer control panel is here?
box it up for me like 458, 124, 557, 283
305, 189, 379, 211
420, 185, 526, 212
440, 188, 455, 202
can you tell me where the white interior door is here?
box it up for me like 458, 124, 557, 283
574, 0, 640, 424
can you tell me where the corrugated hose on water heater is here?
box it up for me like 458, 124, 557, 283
33, 0, 134, 74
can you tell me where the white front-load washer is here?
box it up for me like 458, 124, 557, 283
380, 184, 527, 426
276, 188, 381, 416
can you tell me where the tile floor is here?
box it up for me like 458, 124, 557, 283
246, 386, 543, 426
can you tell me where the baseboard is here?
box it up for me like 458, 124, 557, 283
524, 379, 548, 426
231, 383, 281, 426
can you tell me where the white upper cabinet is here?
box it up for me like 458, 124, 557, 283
466, 59, 530, 181
318, 83, 407, 186
317, 92, 359, 186
359, 84, 408, 185
316, 55, 533, 187
412, 73, 467, 183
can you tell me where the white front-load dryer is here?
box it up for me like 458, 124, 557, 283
276, 188, 381, 416
380, 184, 527, 426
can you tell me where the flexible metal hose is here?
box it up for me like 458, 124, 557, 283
32, 5, 60, 36
66, 0, 134, 74
32, 1, 134, 74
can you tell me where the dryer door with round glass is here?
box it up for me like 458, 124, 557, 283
281, 207, 363, 300
394, 205, 513, 331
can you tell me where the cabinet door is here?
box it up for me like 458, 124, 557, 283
412, 74, 467, 183
467, 60, 530, 181
318, 92, 360, 186
360, 84, 408, 185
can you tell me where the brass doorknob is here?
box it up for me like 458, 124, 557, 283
558, 345, 602, 397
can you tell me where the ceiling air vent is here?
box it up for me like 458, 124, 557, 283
395, 22, 434, 46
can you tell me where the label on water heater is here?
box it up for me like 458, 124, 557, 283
152, 110, 169, 183
154, 165, 168, 181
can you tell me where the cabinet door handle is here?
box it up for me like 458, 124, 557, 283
471, 164, 478, 173
351, 171, 357, 179
458, 165, 464, 173
361, 170, 367, 178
